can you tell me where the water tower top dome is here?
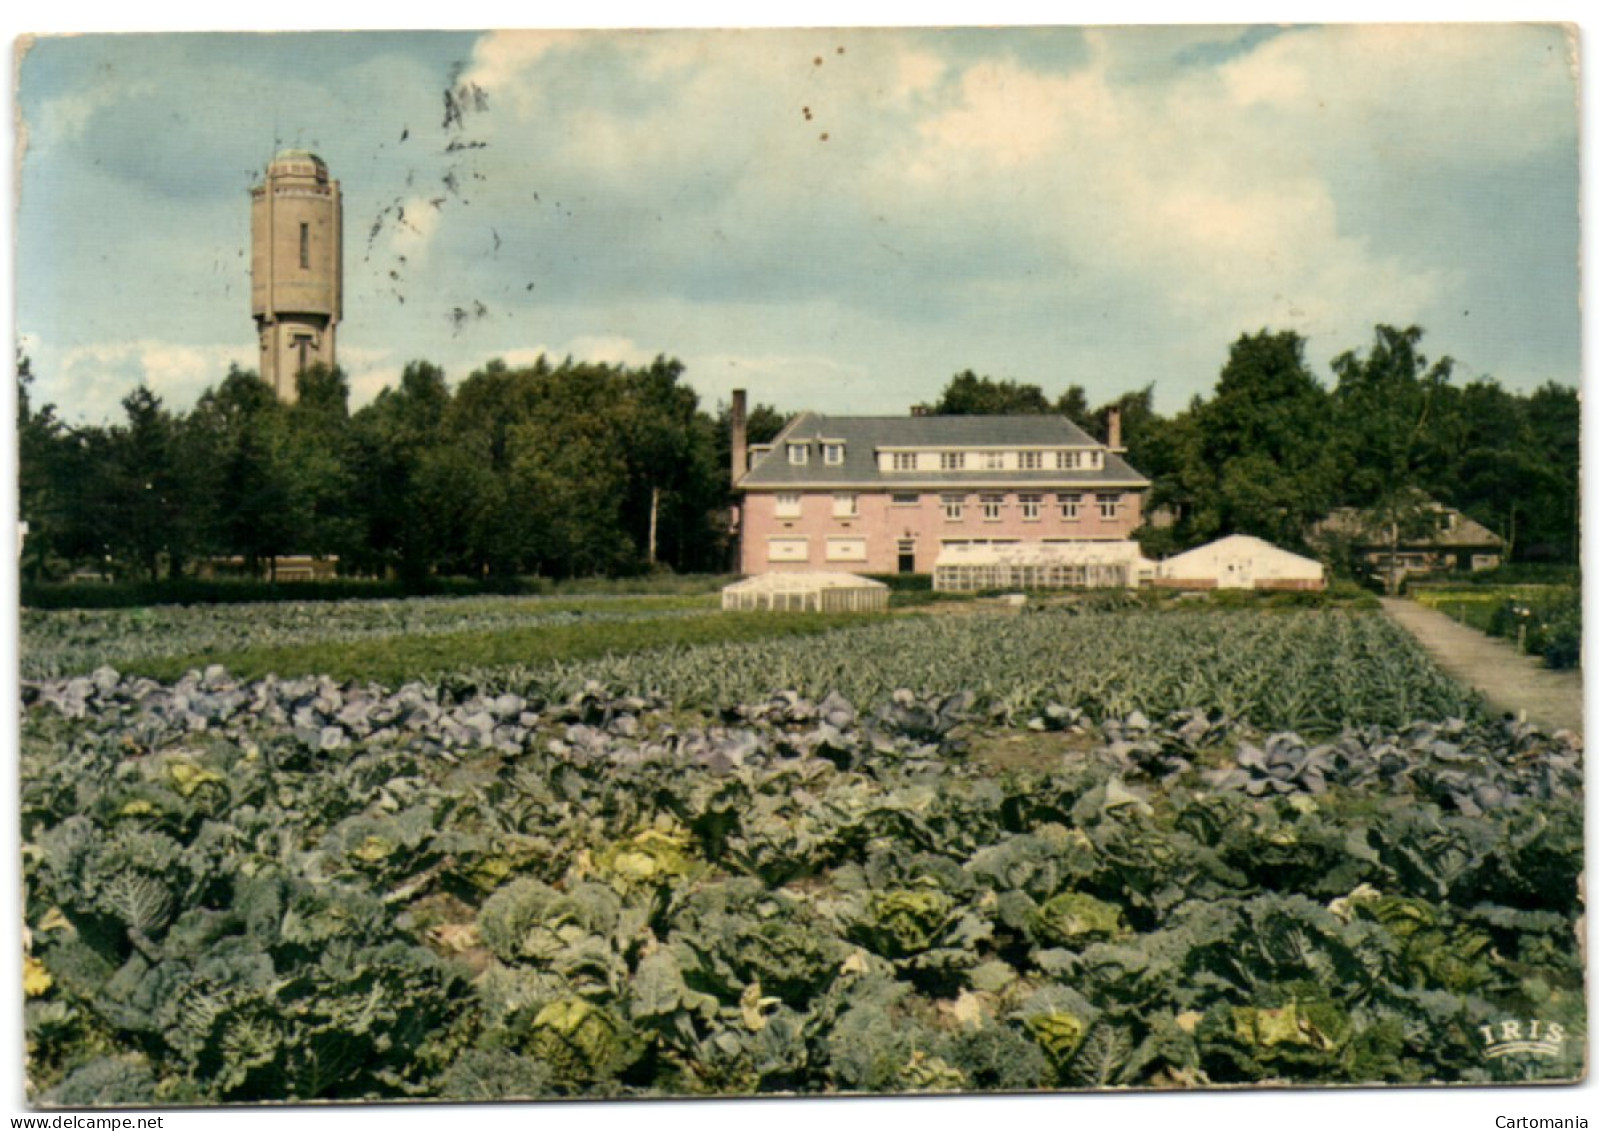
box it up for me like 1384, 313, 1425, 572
268, 150, 329, 178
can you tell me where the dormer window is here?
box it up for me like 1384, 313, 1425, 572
891, 452, 917, 471
823, 442, 845, 466
787, 443, 809, 466
1019, 451, 1043, 470
982, 451, 1004, 470
940, 452, 966, 471
1056, 450, 1081, 470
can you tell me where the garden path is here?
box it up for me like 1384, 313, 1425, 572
1379, 597, 1584, 737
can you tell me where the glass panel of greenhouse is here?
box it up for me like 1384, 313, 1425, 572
721, 572, 890, 612
933, 541, 1155, 592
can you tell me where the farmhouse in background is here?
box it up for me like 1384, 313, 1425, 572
730, 390, 1150, 585
1154, 534, 1325, 591
1310, 497, 1506, 584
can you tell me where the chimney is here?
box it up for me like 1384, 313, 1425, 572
731, 389, 748, 486
1107, 407, 1123, 452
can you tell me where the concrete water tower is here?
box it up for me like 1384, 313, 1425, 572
251, 149, 342, 402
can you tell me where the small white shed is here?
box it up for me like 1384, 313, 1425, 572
721, 571, 889, 612
1156, 535, 1324, 591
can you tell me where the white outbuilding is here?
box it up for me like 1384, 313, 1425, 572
1156, 535, 1325, 591
721, 571, 889, 612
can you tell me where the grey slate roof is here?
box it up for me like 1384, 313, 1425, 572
1315, 504, 1506, 549
739, 412, 1150, 489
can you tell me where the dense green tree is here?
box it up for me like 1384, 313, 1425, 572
104, 388, 188, 580
17, 355, 71, 581
286, 365, 358, 562
1157, 330, 1338, 549
189, 367, 302, 578
918, 370, 1052, 416
1330, 326, 1459, 590
1518, 382, 1580, 562
1054, 384, 1094, 431
348, 360, 454, 585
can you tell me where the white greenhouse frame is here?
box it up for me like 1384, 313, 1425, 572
721, 572, 889, 613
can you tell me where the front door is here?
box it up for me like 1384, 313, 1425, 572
897, 539, 916, 573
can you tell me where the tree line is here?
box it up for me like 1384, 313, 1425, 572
17, 354, 784, 586
919, 326, 1579, 569
16, 323, 1579, 586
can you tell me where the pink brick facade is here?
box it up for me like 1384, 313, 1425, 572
731, 407, 1150, 577
739, 488, 1145, 574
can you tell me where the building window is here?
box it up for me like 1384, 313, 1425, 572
1056, 450, 1082, 470
833, 493, 858, 518
891, 452, 917, 471
1019, 451, 1043, 470
1019, 493, 1042, 521
768, 538, 809, 563
942, 494, 965, 521
1091, 450, 1104, 470
981, 493, 1005, 521
826, 537, 868, 562
1098, 494, 1120, 520
774, 493, 802, 518
824, 443, 845, 465
891, 493, 919, 507
982, 451, 1004, 470
787, 443, 808, 466
1059, 493, 1081, 520
299, 223, 310, 269
940, 451, 966, 471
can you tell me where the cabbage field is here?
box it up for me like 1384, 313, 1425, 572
18, 599, 1586, 1103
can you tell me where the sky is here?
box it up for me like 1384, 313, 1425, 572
12, 20, 1581, 425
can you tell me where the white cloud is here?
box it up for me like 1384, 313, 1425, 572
460, 30, 582, 117
26, 339, 252, 422
1218, 24, 1575, 168
385, 195, 446, 263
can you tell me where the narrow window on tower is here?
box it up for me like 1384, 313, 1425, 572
299, 223, 310, 269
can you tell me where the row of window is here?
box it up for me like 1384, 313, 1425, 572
773, 491, 1122, 521
787, 442, 848, 466
898, 450, 1102, 472
782, 443, 1106, 471
767, 534, 1135, 565
769, 536, 867, 563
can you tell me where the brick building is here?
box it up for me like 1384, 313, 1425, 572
731, 392, 1149, 577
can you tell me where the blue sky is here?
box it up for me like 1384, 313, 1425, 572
13, 22, 1581, 424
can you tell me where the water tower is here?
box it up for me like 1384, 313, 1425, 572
250, 149, 342, 402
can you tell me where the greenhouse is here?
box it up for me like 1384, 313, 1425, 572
721, 571, 890, 612
933, 540, 1155, 592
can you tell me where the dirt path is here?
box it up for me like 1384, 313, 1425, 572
1379, 597, 1584, 736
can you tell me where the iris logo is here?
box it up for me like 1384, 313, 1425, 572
1479, 1020, 1566, 1059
